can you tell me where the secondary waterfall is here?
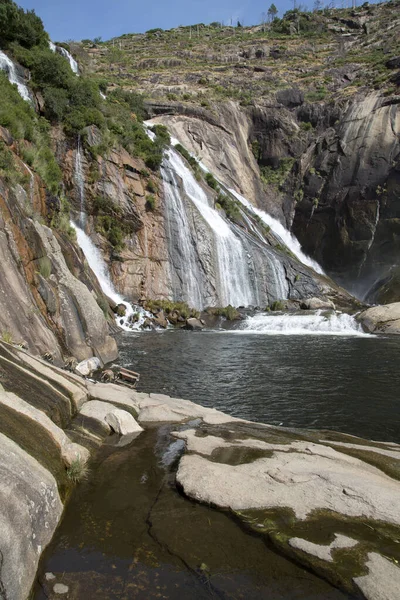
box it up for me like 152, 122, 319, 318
49, 42, 79, 74
162, 149, 257, 308
74, 136, 86, 227
237, 311, 370, 336
71, 222, 150, 331
0, 50, 33, 103
229, 189, 325, 275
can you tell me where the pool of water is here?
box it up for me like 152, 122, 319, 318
118, 329, 400, 443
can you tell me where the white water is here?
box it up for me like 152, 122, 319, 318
165, 149, 256, 307
71, 222, 151, 330
49, 42, 79, 74
229, 189, 325, 275
74, 136, 86, 227
236, 311, 370, 337
162, 160, 204, 308
0, 50, 33, 103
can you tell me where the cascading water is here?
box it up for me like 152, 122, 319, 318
0, 50, 33, 103
49, 42, 79, 74
162, 159, 204, 308
71, 222, 151, 331
236, 311, 370, 337
163, 149, 256, 308
74, 136, 86, 227
229, 189, 325, 275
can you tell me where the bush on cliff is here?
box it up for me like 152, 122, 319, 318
0, 0, 48, 49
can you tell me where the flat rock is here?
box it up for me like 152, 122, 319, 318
289, 534, 358, 562
176, 441, 400, 524
0, 433, 63, 600
354, 552, 400, 599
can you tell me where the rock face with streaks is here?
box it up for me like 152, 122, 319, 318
0, 433, 63, 600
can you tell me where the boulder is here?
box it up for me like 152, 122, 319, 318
80, 400, 142, 437
75, 357, 102, 377
153, 310, 168, 328
386, 56, 400, 69
276, 87, 304, 108
0, 433, 63, 600
105, 409, 143, 436
185, 317, 205, 331
300, 297, 335, 311
115, 303, 127, 317
358, 302, 400, 334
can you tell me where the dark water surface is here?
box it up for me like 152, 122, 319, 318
119, 330, 400, 443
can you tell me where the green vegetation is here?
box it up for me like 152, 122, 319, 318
37, 256, 52, 279
175, 143, 201, 179
0, 0, 48, 49
0, 72, 62, 193
144, 299, 200, 319
92, 195, 136, 251
66, 456, 89, 483
1, 331, 13, 344
213, 305, 240, 321
145, 194, 156, 211
269, 300, 285, 311
215, 192, 240, 221
260, 158, 295, 189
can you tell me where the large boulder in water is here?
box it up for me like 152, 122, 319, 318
185, 317, 205, 331
358, 302, 400, 334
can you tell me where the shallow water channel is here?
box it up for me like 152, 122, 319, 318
34, 425, 351, 599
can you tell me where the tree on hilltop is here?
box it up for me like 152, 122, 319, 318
267, 3, 278, 22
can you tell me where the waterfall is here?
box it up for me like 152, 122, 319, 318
236, 311, 370, 337
71, 222, 151, 331
162, 159, 204, 308
162, 149, 257, 308
74, 136, 86, 227
49, 42, 79, 74
0, 50, 33, 103
229, 189, 325, 275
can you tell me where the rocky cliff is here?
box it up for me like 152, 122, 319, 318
84, 1, 400, 302
0, 131, 117, 364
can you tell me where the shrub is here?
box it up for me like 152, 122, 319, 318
214, 305, 240, 320
37, 256, 52, 278
146, 194, 156, 211
216, 192, 240, 221
205, 172, 219, 191
0, 0, 48, 49
146, 179, 157, 193
270, 300, 285, 311
1, 331, 13, 344
66, 457, 89, 483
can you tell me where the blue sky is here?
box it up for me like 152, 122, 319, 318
17, 0, 306, 42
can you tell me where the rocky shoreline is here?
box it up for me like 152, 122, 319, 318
0, 340, 399, 599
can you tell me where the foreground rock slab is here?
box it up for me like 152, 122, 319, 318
0, 433, 63, 600
174, 423, 400, 599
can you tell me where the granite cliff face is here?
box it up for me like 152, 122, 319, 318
0, 132, 117, 364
